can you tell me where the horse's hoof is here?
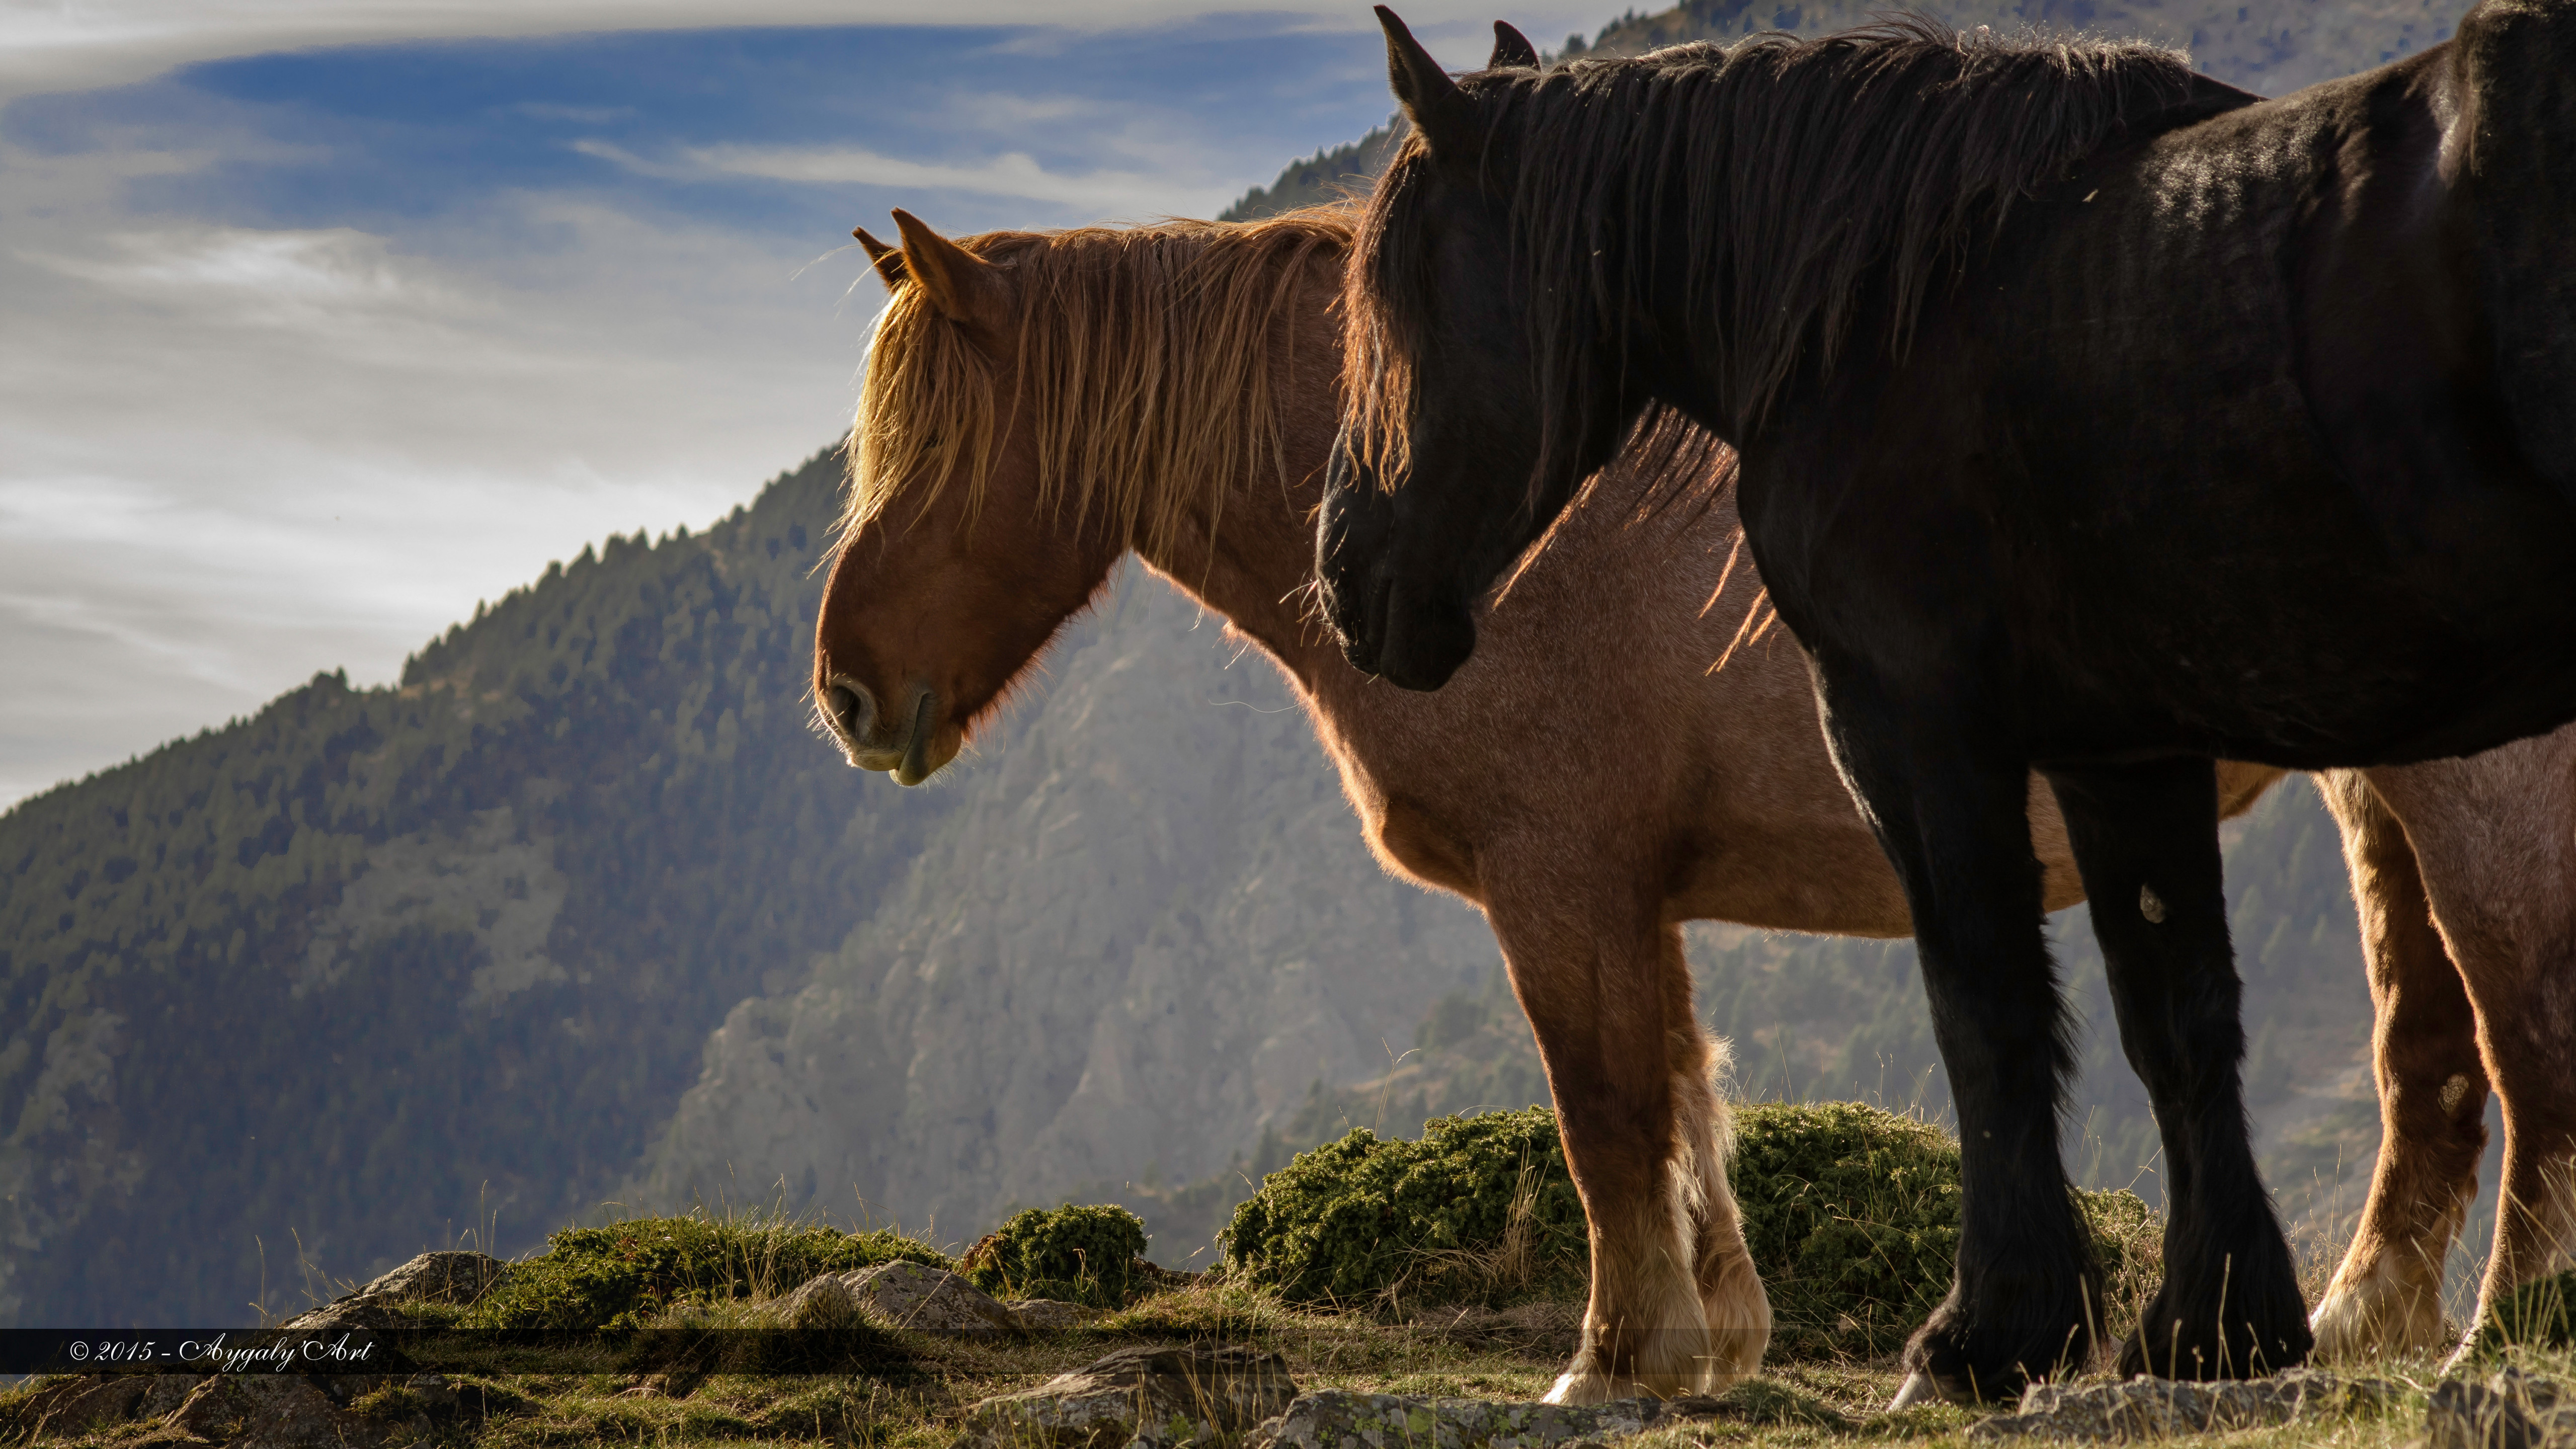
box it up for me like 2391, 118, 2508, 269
1544, 1370, 1649, 1405
2112, 1248, 2318, 1382
1888, 1374, 1937, 1410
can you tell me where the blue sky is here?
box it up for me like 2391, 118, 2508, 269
0, 2, 1596, 806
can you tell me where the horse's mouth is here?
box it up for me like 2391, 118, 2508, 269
894, 691, 942, 785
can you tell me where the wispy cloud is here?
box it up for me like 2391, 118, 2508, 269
0, 2, 1590, 105
574, 138, 1229, 216
508, 101, 639, 123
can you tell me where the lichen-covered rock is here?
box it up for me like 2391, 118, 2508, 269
11, 1376, 150, 1438
1248, 1390, 1770, 1449
2426, 1366, 2574, 1449
955, 1343, 1297, 1449
172, 1375, 384, 1449
358, 1250, 507, 1306
770, 1273, 862, 1329
280, 1293, 412, 1330
1008, 1299, 1092, 1332
1968, 1371, 2392, 1442
848, 1260, 1020, 1334
279, 1249, 511, 1331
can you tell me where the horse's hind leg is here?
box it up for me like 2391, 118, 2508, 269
1662, 935, 1770, 1388
1485, 881, 1714, 1402
2045, 758, 2310, 1381
2364, 736, 2576, 1348
2308, 770, 2485, 1361
1812, 670, 2097, 1405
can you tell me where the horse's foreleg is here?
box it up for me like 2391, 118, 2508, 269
2309, 770, 2485, 1361
1813, 668, 2095, 1405
1485, 887, 1713, 1403
2046, 758, 2310, 1381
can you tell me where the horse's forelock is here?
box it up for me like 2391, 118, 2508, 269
845, 211, 1355, 561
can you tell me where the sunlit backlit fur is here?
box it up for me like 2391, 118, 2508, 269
845, 213, 1345, 564
817, 208, 2576, 1391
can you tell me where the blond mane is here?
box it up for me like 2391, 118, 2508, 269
844, 208, 1353, 561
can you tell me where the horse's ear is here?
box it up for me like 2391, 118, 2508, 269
1377, 7, 1480, 160
889, 208, 1008, 334
1487, 20, 1539, 69
853, 225, 908, 293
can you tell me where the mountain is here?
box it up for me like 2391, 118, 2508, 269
3, 0, 2497, 1328
632, 572, 1501, 1253
0, 452, 956, 1325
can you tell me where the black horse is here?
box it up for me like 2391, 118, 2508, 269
1318, 2, 2576, 1405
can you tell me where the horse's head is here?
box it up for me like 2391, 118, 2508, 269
815, 213, 1122, 785
1318, 9, 1658, 691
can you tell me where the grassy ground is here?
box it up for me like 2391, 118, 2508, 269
8, 1261, 2568, 1449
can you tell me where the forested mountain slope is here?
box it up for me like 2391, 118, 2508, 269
0, 452, 955, 1325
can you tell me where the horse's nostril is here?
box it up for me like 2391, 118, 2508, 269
826, 682, 870, 738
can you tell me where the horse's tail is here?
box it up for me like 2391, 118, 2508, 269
2457, 0, 2576, 490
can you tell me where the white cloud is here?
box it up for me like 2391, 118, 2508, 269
0, 173, 878, 804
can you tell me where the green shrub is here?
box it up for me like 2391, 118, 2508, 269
1220, 1106, 1587, 1308
963, 1204, 1151, 1307
2474, 1268, 2576, 1353
466, 1215, 948, 1330
1221, 1100, 2157, 1357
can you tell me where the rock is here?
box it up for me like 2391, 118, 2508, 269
13, 1376, 150, 1437
771, 1273, 863, 1329
357, 1250, 507, 1306
1968, 1371, 2393, 1442
2427, 1367, 2575, 1449
1247, 1390, 1750, 1449
956, 1343, 1298, 1449
141, 1375, 207, 1421
1008, 1299, 1092, 1332
277, 1249, 510, 1331
172, 1376, 383, 1449
847, 1260, 1020, 1334
279, 1293, 410, 1330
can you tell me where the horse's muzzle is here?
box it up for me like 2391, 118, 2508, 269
822, 677, 947, 784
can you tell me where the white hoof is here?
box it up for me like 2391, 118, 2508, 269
1888, 1374, 1937, 1411
1545, 1370, 1653, 1405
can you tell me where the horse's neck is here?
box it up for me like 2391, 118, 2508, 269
1131, 459, 1343, 690
1129, 262, 1351, 690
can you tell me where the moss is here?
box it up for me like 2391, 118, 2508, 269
962, 1203, 1151, 1307
465, 1214, 949, 1330
1221, 1101, 2153, 1357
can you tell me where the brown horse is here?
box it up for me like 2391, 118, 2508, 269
811, 209, 2574, 1395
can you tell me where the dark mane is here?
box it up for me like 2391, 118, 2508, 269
1345, 18, 2199, 484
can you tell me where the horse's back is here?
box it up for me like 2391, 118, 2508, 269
1828, 41, 2576, 769
2456, 0, 2576, 489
